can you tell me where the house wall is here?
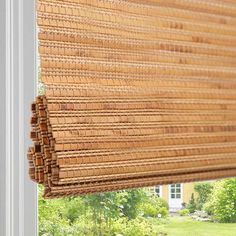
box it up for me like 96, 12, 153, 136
161, 183, 196, 205
161, 185, 169, 202
183, 182, 196, 204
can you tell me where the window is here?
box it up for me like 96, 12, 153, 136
147, 186, 162, 197
170, 184, 182, 199
155, 186, 161, 196
155, 186, 163, 197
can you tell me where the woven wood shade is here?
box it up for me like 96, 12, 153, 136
28, 0, 236, 198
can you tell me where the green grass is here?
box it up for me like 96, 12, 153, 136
161, 216, 236, 236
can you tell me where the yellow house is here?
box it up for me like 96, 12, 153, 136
152, 183, 196, 212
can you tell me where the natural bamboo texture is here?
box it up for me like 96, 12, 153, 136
29, 0, 236, 198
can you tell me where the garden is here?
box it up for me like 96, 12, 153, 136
39, 178, 236, 236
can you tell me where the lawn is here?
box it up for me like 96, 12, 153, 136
161, 216, 236, 236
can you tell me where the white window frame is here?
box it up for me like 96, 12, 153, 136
0, 0, 37, 235
154, 186, 163, 197
169, 183, 184, 201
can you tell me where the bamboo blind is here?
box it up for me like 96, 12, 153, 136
28, 0, 236, 198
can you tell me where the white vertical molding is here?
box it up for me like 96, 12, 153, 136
1, 0, 37, 235
159, 186, 163, 198
22, 0, 38, 235
181, 184, 184, 204
18, 0, 24, 234
0, 0, 6, 235
5, 0, 14, 235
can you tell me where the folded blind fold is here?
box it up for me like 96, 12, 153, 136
28, 0, 236, 198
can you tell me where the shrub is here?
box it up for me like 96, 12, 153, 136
194, 182, 213, 210
158, 197, 169, 210
203, 178, 236, 223
122, 217, 164, 236
139, 195, 169, 218
179, 209, 190, 216
187, 193, 197, 213
141, 202, 158, 217
72, 216, 166, 236
122, 218, 151, 236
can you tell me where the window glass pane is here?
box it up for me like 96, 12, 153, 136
176, 194, 181, 198
176, 188, 181, 193
176, 184, 181, 188
171, 194, 175, 198
155, 187, 160, 195
171, 189, 175, 193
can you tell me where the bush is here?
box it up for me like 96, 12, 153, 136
203, 178, 236, 223
122, 217, 165, 236
140, 202, 158, 217
194, 182, 213, 210
140, 203, 168, 218
186, 193, 197, 213
158, 197, 169, 211
139, 195, 169, 218
179, 209, 190, 216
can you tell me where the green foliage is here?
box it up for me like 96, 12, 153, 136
203, 178, 236, 223
187, 193, 197, 213
122, 217, 163, 236
82, 189, 147, 222
63, 197, 86, 223
39, 179, 236, 235
140, 202, 158, 217
157, 197, 169, 211
119, 189, 148, 219
194, 182, 213, 210
38, 186, 72, 236
39, 186, 169, 236
139, 194, 169, 218
179, 209, 190, 216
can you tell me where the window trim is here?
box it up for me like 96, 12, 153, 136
168, 184, 184, 202
170, 184, 182, 199
0, 0, 37, 235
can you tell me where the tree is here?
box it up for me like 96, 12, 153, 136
203, 178, 236, 223
194, 182, 213, 210
187, 193, 197, 213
